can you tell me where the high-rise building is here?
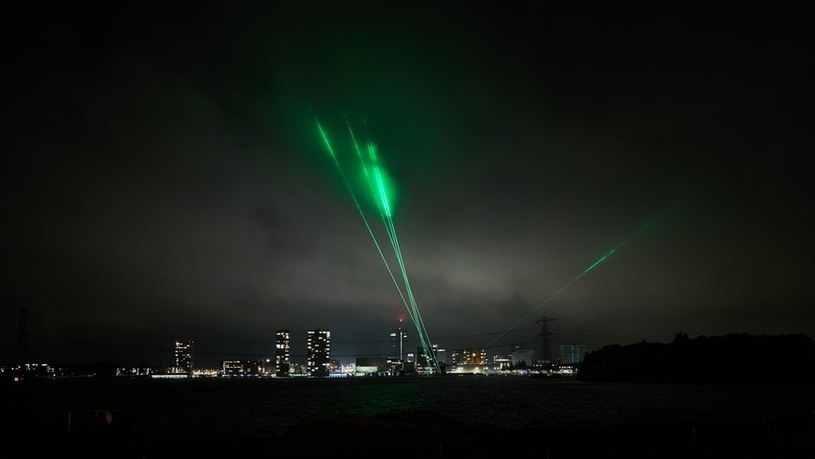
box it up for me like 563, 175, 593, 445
416, 344, 441, 373
307, 329, 330, 377
389, 327, 407, 362
275, 329, 291, 377
173, 339, 194, 376
559, 344, 586, 364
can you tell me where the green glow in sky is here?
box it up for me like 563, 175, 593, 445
315, 116, 438, 373
373, 166, 392, 218
486, 219, 657, 349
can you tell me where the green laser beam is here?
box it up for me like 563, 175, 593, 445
382, 194, 439, 372
316, 122, 336, 159
345, 118, 424, 339
386, 219, 429, 354
486, 219, 656, 349
582, 248, 615, 274
347, 123, 428, 347
314, 118, 417, 326
364, 133, 437, 371
374, 166, 392, 218
344, 114, 371, 180
318, 116, 440, 373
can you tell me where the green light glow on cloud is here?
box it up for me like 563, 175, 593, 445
314, 116, 439, 373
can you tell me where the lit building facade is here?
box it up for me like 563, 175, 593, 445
493, 355, 511, 371
222, 360, 264, 377
356, 357, 387, 375
451, 348, 488, 366
116, 367, 152, 377
275, 329, 291, 377
450, 348, 488, 373
173, 339, 194, 376
289, 361, 309, 376
329, 360, 341, 373
307, 329, 330, 377
385, 356, 402, 374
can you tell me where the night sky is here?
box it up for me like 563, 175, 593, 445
3, 2, 813, 367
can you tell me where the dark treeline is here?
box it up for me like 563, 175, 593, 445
578, 333, 815, 384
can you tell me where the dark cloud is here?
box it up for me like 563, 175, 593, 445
2, 3, 813, 366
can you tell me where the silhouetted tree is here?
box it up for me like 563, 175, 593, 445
673, 331, 690, 344
578, 333, 815, 384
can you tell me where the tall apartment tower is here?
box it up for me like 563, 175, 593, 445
174, 339, 194, 376
307, 329, 331, 377
275, 329, 291, 377
389, 327, 407, 361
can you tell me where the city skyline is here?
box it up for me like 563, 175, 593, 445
9, 316, 572, 369
3, 4, 813, 367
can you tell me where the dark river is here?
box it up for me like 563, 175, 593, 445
3, 375, 813, 457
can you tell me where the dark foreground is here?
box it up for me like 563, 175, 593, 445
2, 375, 814, 458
